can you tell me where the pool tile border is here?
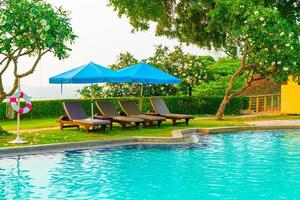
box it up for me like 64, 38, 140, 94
1, 125, 300, 157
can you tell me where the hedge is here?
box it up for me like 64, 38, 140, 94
0, 96, 248, 120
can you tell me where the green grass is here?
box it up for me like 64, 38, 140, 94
0, 115, 299, 148
0, 118, 57, 131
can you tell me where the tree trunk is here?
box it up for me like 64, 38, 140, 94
188, 85, 192, 96
0, 95, 5, 104
215, 83, 234, 120
215, 65, 247, 120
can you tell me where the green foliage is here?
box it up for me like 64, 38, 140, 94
195, 58, 243, 96
77, 84, 105, 98
108, 0, 299, 118
0, 0, 76, 59
108, 0, 299, 80
0, 96, 248, 120
0, 0, 76, 103
105, 52, 141, 97
148, 45, 215, 96
77, 45, 215, 98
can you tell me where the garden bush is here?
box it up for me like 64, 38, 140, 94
0, 96, 248, 120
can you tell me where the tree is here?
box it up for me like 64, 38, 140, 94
77, 46, 214, 98
108, 0, 300, 119
148, 45, 214, 96
77, 84, 105, 99
106, 52, 141, 97
195, 58, 243, 96
0, 0, 76, 103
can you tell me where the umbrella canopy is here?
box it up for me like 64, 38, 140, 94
117, 63, 181, 110
116, 63, 181, 84
49, 61, 130, 118
49, 61, 129, 84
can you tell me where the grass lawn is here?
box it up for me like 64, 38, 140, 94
0, 118, 58, 131
0, 115, 299, 148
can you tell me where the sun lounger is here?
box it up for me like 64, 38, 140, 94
150, 98, 194, 125
119, 100, 166, 127
58, 101, 111, 132
95, 101, 144, 129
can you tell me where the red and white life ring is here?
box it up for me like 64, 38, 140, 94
9, 91, 32, 115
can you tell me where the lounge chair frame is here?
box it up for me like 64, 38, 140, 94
58, 102, 109, 132
95, 101, 144, 130
119, 100, 166, 128
150, 98, 194, 125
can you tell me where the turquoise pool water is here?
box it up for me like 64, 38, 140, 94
1, 130, 300, 199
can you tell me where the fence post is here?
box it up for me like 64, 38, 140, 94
256, 96, 259, 112
248, 97, 251, 111
277, 95, 280, 111
264, 96, 267, 112
271, 95, 274, 111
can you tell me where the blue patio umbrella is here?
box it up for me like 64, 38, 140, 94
117, 63, 181, 110
49, 61, 129, 84
49, 62, 130, 117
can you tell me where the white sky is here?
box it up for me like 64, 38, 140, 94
3, 0, 222, 89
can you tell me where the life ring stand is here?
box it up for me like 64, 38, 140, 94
9, 91, 32, 115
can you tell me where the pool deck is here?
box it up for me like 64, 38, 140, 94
246, 120, 300, 126
1, 122, 300, 158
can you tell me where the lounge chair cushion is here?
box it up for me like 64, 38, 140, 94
160, 113, 194, 120
119, 100, 143, 115
151, 98, 194, 119
63, 101, 88, 120
151, 98, 170, 114
96, 101, 119, 117
73, 118, 111, 125
113, 116, 144, 123
119, 100, 166, 121
132, 114, 166, 121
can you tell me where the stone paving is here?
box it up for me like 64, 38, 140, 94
246, 120, 300, 126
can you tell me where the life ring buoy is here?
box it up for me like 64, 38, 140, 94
9, 91, 32, 115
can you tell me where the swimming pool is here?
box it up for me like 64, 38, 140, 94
1, 130, 300, 199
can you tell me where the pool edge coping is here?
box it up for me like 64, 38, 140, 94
1, 125, 300, 157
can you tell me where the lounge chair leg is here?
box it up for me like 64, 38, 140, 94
172, 119, 177, 126
85, 125, 90, 133
121, 123, 126, 130
185, 119, 189, 125
135, 122, 140, 129
60, 123, 63, 131
158, 121, 162, 128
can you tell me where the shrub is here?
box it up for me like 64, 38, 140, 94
0, 96, 248, 120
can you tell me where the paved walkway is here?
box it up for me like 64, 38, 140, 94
246, 120, 300, 126
10, 127, 58, 134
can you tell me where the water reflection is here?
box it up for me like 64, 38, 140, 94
0, 130, 300, 199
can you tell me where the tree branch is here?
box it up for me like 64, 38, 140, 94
229, 81, 252, 99
16, 50, 42, 78
6, 77, 19, 97
0, 56, 8, 65
0, 76, 4, 96
0, 58, 12, 75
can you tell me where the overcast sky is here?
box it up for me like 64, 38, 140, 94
4, 0, 222, 90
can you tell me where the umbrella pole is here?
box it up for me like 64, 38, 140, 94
60, 82, 63, 94
91, 83, 94, 118
140, 83, 143, 111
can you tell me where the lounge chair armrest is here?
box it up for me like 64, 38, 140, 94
145, 112, 160, 116
57, 115, 70, 122
93, 113, 103, 117
119, 111, 127, 116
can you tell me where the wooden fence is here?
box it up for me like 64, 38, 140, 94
248, 94, 280, 113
